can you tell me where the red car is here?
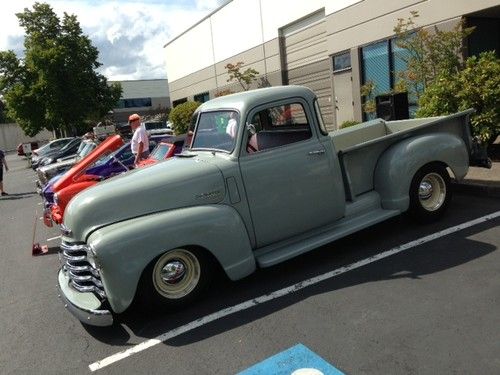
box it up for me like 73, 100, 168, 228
48, 135, 124, 225
136, 136, 185, 168
50, 136, 185, 225
17, 141, 39, 156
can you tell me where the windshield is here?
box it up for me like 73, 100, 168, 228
79, 142, 96, 158
191, 110, 239, 153
150, 143, 170, 160
59, 138, 79, 152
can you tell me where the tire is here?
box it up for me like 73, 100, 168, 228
136, 247, 213, 310
408, 163, 451, 222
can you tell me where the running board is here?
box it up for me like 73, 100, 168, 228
255, 208, 400, 268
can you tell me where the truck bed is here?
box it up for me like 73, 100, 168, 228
330, 110, 474, 200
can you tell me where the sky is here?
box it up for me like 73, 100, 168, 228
0, 0, 226, 81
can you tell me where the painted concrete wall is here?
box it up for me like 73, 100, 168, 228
0, 123, 53, 152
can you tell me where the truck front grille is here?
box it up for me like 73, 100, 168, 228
60, 241, 106, 299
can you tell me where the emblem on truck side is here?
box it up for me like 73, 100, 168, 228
195, 190, 222, 200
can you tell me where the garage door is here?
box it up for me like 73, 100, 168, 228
282, 12, 333, 129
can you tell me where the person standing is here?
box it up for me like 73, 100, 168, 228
129, 113, 150, 166
0, 148, 9, 196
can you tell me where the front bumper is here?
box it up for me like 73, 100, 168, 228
58, 269, 113, 326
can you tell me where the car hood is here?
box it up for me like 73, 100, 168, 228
63, 156, 225, 241
39, 157, 77, 173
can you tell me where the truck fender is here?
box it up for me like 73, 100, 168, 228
374, 133, 468, 211
87, 204, 256, 314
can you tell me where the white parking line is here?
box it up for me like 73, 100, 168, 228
47, 235, 61, 242
89, 211, 500, 372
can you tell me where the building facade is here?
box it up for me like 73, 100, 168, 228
164, 0, 499, 130
109, 79, 171, 123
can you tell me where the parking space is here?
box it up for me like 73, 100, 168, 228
1, 152, 499, 374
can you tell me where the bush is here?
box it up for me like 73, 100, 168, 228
418, 51, 500, 144
340, 120, 360, 129
168, 101, 201, 135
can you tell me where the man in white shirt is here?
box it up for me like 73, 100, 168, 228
129, 113, 150, 166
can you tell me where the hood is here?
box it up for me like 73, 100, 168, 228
39, 157, 77, 174
53, 135, 123, 193
64, 156, 225, 241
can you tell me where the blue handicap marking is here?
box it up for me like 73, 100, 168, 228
238, 343, 345, 375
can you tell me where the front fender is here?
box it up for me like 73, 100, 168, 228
87, 205, 256, 313
374, 133, 468, 211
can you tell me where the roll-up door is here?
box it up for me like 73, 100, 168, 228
282, 11, 333, 129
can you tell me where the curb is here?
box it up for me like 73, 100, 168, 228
452, 181, 500, 198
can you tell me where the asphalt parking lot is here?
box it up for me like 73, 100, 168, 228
1, 152, 499, 375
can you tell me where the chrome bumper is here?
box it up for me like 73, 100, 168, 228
58, 269, 113, 326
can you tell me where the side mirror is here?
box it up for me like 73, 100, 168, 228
247, 124, 257, 136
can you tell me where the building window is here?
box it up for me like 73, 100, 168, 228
361, 39, 418, 119
194, 92, 210, 103
116, 97, 152, 109
172, 98, 187, 107
333, 52, 351, 72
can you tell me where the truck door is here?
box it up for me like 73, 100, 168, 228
239, 99, 345, 248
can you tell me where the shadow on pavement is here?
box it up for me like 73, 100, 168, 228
82, 215, 497, 346
0, 191, 37, 201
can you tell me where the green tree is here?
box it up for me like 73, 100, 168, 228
0, 2, 122, 137
168, 101, 200, 135
225, 61, 259, 91
393, 11, 474, 101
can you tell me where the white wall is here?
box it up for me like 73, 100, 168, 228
0, 123, 53, 151
164, 0, 362, 83
165, 18, 214, 82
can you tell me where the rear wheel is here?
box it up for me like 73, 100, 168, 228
137, 247, 213, 309
408, 163, 451, 222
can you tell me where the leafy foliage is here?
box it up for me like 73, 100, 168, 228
393, 10, 474, 101
418, 51, 500, 144
0, 2, 122, 136
225, 62, 259, 91
340, 120, 360, 129
168, 101, 200, 135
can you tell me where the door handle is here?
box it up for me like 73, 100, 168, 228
308, 149, 326, 156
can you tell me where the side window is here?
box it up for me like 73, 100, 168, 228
246, 102, 312, 153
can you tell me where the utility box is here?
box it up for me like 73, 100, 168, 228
375, 92, 409, 121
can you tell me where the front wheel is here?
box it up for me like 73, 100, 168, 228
408, 163, 451, 222
136, 247, 213, 309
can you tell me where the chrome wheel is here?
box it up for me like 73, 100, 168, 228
152, 249, 201, 300
418, 172, 446, 212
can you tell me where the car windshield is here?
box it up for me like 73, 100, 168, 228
59, 138, 79, 152
79, 142, 96, 158
191, 110, 238, 153
150, 143, 170, 161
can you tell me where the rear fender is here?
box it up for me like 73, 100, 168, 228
87, 205, 255, 313
374, 133, 468, 211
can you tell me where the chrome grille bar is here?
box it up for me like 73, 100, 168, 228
60, 240, 106, 300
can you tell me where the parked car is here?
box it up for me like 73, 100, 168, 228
34, 138, 82, 169
136, 135, 185, 167
50, 136, 174, 224
31, 138, 74, 167
17, 141, 39, 156
144, 121, 173, 136
35, 140, 98, 188
41, 135, 124, 227
57, 86, 488, 326
83, 134, 167, 178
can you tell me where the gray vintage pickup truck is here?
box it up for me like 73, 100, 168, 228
58, 86, 483, 326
